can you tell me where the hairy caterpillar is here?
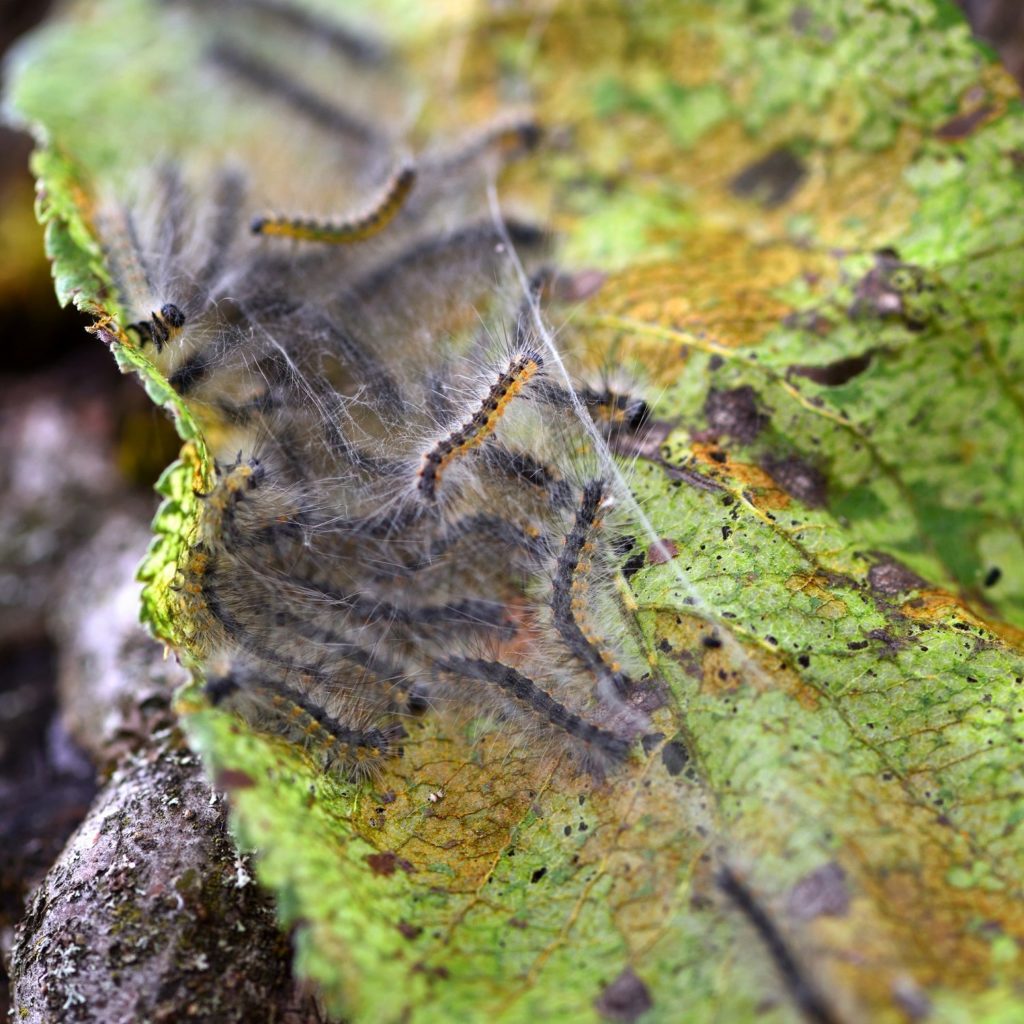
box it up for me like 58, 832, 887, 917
251, 161, 416, 243
100, 2, 661, 780
126, 302, 186, 352
417, 347, 545, 501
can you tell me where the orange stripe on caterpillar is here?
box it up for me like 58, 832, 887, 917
580, 386, 651, 434
251, 162, 415, 244
570, 532, 626, 676
195, 455, 266, 547
551, 480, 636, 698
205, 669, 404, 776
418, 350, 543, 501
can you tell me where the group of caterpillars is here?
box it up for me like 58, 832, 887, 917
100, 0, 660, 780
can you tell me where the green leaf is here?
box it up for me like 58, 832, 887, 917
8, 1, 1024, 1021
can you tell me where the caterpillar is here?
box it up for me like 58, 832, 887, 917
417, 347, 545, 502
100, 4, 661, 780
126, 302, 186, 352
251, 161, 416, 243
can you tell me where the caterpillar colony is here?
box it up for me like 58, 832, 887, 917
99, 1, 665, 781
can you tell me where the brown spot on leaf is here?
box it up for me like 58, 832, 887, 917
397, 921, 422, 940
850, 251, 934, 330
761, 454, 827, 508
890, 976, 932, 1020
786, 862, 850, 920
365, 851, 413, 877
867, 627, 904, 653
411, 961, 450, 981
899, 590, 1024, 646
785, 573, 849, 619
595, 968, 653, 1022
788, 351, 873, 387
647, 539, 678, 565
730, 147, 808, 208
609, 416, 675, 461
552, 268, 606, 302
704, 386, 768, 444
214, 769, 255, 791
850, 251, 905, 320
690, 443, 788, 505
935, 104, 995, 140
783, 308, 836, 336
868, 558, 927, 595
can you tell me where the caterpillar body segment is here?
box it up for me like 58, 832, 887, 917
438, 657, 632, 763
252, 162, 416, 244
417, 349, 545, 501
127, 302, 187, 353
204, 663, 405, 777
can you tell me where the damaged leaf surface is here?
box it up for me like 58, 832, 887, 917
7, 1, 1024, 1021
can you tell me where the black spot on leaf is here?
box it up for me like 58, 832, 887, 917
730, 147, 808, 208
622, 551, 646, 580
788, 351, 873, 387
661, 740, 689, 776
641, 732, 665, 755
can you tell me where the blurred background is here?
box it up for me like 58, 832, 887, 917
0, 3, 183, 1013
0, 0, 1021, 1015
